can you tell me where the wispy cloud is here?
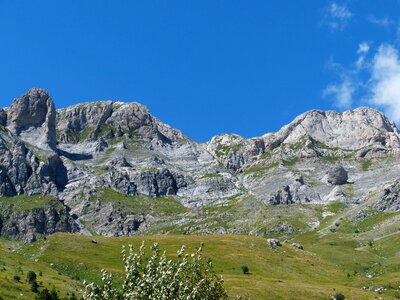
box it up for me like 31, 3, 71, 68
323, 42, 369, 108
323, 79, 356, 108
369, 44, 400, 122
324, 2, 353, 31
324, 42, 400, 123
367, 15, 394, 28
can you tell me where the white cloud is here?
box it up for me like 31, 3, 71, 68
323, 79, 355, 108
357, 42, 370, 55
356, 42, 370, 69
325, 2, 353, 31
324, 42, 400, 123
367, 15, 394, 28
323, 43, 369, 108
369, 44, 400, 122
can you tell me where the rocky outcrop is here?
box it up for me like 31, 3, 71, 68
207, 134, 265, 171
269, 176, 321, 205
7, 88, 57, 151
78, 201, 145, 237
374, 179, 400, 212
292, 243, 304, 250
267, 238, 282, 248
57, 101, 186, 145
0, 138, 67, 197
324, 166, 348, 186
0, 109, 6, 126
98, 168, 181, 197
263, 107, 400, 156
0, 201, 78, 243
270, 221, 296, 233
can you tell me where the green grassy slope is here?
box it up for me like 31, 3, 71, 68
0, 233, 392, 300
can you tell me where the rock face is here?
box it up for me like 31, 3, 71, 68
263, 107, 400, 155
324, 166, 348, 186
0, 138, 67, 197
0, 201, 78, 243
56, 101, 186, 145
374, 179, 400, 212
98, 168, 180, 196
7, 88, 57, 151
269, 176, 321, 205
0, 109, 6, 126
207, 134, 264, 172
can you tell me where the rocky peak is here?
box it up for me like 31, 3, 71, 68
57, 101, 186, 144
206, 134, 264, 171
6, 88, 57, 151
263, 107, 400, 153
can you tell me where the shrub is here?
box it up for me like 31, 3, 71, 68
83, 242, 228, 300
35, 287, 60, 300
31, 280, 39, 293
334, 292, 345, 300
241, 265, 249, 274
27, 270, 37, 284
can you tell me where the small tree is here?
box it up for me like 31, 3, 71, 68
241, 265, 249, 274
31, 280, 39, 293
35, 287, 60, 300
83, 242, 228, 300
334, 292, 345, 300
27, 271, 37, 284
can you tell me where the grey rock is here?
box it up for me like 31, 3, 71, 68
94, 137, 108, 152
0, 108, 7, 126
267, 238, 282, 248
109, 157, 131, 168
374, 179, 400, 212
325, 166, 348, 186
7, 88, 57, 151
292, 243, 304, 250
263, 107, 400, 154
269, 176, 321, 205
0, 203, 78, 243
270, 222, 296, 233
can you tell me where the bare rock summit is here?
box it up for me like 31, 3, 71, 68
7, 88, 57, 151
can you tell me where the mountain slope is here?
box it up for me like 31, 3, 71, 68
1, 88, 400, 243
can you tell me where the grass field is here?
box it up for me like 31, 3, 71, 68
1, 232, 398, 299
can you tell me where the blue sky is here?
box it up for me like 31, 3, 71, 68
1, 1, 400, 141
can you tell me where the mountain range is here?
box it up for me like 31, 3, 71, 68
1, 87, 400, 244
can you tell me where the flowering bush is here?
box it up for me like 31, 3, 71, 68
82, 242, 228, 300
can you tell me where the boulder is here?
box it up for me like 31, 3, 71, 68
267, 238, 282, 249
325, 166, 348, 185
292, 243, 304, 250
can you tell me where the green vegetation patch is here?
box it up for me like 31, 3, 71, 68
361, 159, 372, 171
215, 144, 243, 157
282, 157, 299, 166
325, 201, 348, 214
89, 188, 187, 215
0, 194, 58, 212
62, 127, 93, 143
243, 161, 279, 175
321, 155, 340, 163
